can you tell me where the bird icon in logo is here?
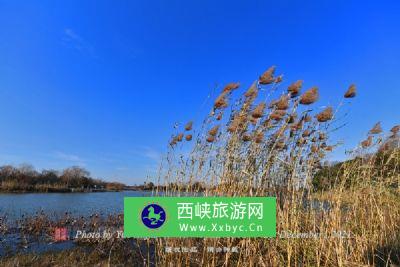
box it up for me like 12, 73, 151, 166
141, 204, 166, 229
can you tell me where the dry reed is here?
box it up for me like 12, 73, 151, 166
316, 106, 333, 122
369, 122, 383, 134
344, 84, 356, 98
153, 66, 399, 267
300, 87, 319, 105
288, 80, 303, 97
259, 66, 276, 85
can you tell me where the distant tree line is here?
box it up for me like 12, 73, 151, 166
126, 181, 206, 192
0, 164, 126, 192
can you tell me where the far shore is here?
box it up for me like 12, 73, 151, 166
0, 187, 152, 194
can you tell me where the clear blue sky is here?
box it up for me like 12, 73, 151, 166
0, 0, 399, 184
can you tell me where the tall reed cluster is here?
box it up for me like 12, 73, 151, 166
153, 66, 399, 266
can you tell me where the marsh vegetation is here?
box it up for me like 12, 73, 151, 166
1, 66, 399, 266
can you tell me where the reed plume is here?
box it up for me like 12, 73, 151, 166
390, 125, 400, 134
344, 84, 356, 98
270, 110, 286, 121
254, 131, 264, 143
259, 66, 276, 85
214, 92, 228, 110
208, 125, 220, 136
304, 114, 312, 122
251, 102, 266, 118
300, 87, 319, 105
302, 129, 312, 137
170, 133, 184, 146
244, 82, 258, 99
275, 74, 283, 83
185, 134, 192, 141
206, 135, 215, 143
361, 136, 373, 148
184, 121, 193, 131
288, 80, 303, 97
228, 114, 247, 133
316, 106, 333, 122
369, 122, 382, 134
176, 133, 183, 142
271, 95, 289, 110
222, 82, 240, 93
291, 120, 303, 131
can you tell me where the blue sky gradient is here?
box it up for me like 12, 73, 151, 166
0, 0, 399, 184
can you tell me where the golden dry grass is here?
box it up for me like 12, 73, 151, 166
160, 66, 400, 266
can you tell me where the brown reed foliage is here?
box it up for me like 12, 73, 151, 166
214, 92, 228, 109
311, 145, 318, 152
270, 110, 286, 121
270, 95, 289, 110
316, 106, 333, 122
259, 66, 276, 84
184, 121, 193, 131
208, 125, 220, 136
185, 134, 192, 141
242, 133, 252, 142
361, 136, 373, 148
155, 67, 399, 267
251, 102, 266, 118
206, 135, 215, 143
176, 133, 183, 142
291, 120, 303, 131
369, 122, 383, 134
228, 114, 247, 133
391, 125, 400, 134
302, 129, 312, 137
344, 84, 356, 98
222, 82, 240, 93
300, 87, 319, 105
288, 80, 303, 97
254, 131, 264, 143
170, 133, 184, 146
244, 82, 258, 99
169, 139, 177, 146
304, 114, 312, 122
275, 74, 283, 83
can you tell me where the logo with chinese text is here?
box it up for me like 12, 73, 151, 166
141, 203, 166, 229
124, 197, 276, 238
177, 202, 264, 220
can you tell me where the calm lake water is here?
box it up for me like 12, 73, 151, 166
0, 191, 330, 220
0, 191, 151, 219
